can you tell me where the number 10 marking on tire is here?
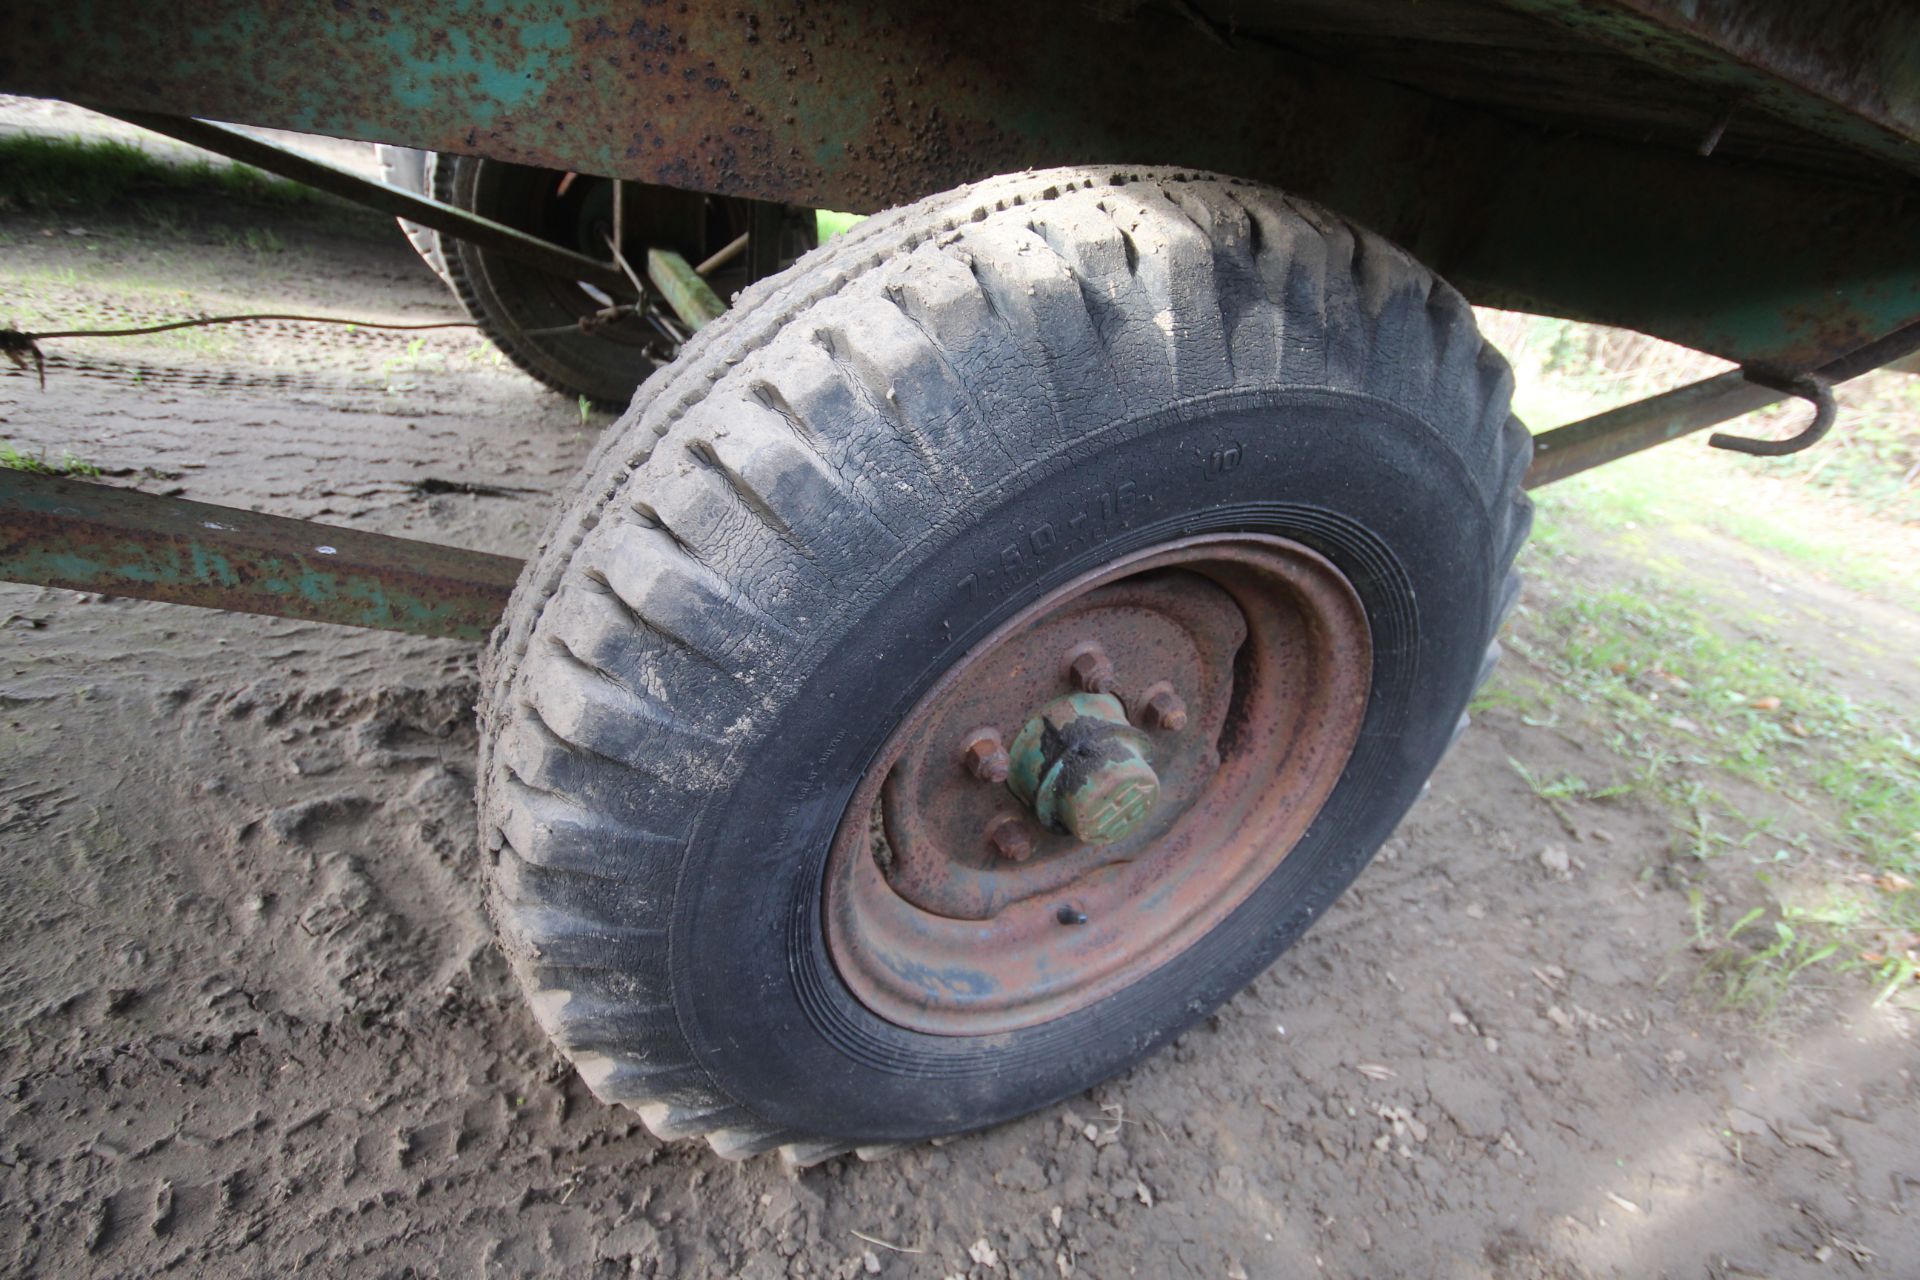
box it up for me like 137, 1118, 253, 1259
1207, 443, 1244, 477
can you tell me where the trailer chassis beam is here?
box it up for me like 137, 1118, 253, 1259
103, 111, 637, 300
9, 0, 1920, 369
1526, 321, 1920, 488
0, 469, 520, 641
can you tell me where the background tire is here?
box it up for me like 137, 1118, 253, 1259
477, 166, 1532, 1163
433, 156, 813, 408
372, 144, 448, 285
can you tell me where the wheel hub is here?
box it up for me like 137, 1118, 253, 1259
823, 534, 1373, 1035
1007, 693, 1160, 844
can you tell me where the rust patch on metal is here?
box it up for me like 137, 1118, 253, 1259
822, 534, 1372, 1036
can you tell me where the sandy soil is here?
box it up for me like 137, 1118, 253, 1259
2, 152, 1918, 1279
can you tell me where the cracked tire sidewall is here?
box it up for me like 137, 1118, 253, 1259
476, 167, 1536, 1157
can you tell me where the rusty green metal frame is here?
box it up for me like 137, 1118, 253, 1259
1526, 319, 1920, 487
644, 249, 728, 331
6, 0, 1920, 370
104, 110, 636, 298
0, 469, 520, 640
4, 1, 1920, 638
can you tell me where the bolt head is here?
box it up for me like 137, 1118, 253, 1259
962, 731, 1011, 783
1142, 688, 1188, 732
986, 815, 1033, 862
1068, 647, 1115, 694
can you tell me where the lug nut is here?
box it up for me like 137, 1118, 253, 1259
1140, 685, 1188, 732
987, 815, 1033, 862
961, 729, 1010, 783
1066, 644, 1115, 694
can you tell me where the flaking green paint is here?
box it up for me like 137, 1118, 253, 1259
1, 492, 508, 639
377, 2, 572, 127
14, 0, 1920, 367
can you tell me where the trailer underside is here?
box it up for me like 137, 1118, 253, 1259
7, 0, 1920, 368
2, 0, 1919, 634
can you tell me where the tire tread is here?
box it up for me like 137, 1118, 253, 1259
478, 168, 1533, 1159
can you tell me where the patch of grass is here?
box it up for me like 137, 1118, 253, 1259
0, 133, 317, 217
464, 341, 510, 371
1509, 758, 1631, 804
1702, 905, 1843, 1017
1530, 453, 1920, 612
813, 209, 866, 242
215, 225, 288, 256
1469, 672, 1554, 723
1512, 565, 1918, 872
1500, 513, 1920, 1010
1508, 757, 1631, 834
0, 441, 103, 477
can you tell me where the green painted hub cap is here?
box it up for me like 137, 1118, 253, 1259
1007, 692, 1160, 845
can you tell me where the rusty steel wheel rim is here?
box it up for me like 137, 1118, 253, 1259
822, 533, 1373, 1036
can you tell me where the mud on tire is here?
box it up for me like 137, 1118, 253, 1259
477, 167, 1532, 1164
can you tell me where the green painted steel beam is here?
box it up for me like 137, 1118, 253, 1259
0, 469, 520, 640
107, 110, 636, 297
4, 1, 1920, 367
644, 249, 727, 332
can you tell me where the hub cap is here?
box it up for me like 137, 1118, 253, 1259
1007, 693, 1160, 844
823, 534, 1372, 1035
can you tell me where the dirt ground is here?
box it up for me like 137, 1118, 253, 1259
3, 132, 1918, 1280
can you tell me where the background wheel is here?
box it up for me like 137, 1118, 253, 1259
432, 156, 813, 408
477, 166, 1532, 1163
372, 144, 448, 284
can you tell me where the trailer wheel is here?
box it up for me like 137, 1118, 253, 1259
433, 156, 812, 407
477, 167, 1531, 1163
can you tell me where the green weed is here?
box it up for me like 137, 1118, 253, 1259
1508, 756, 1630, 832
1704, 905, 1842, 1016
380, 336, 436, 380
216, 225, 288, 256
1509, 758, 1632, 804
0, 441, 103, 477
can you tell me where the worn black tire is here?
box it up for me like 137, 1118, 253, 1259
476, 167, 1532, 1164
434, 158, 818, 408
434, 155, 670, 408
